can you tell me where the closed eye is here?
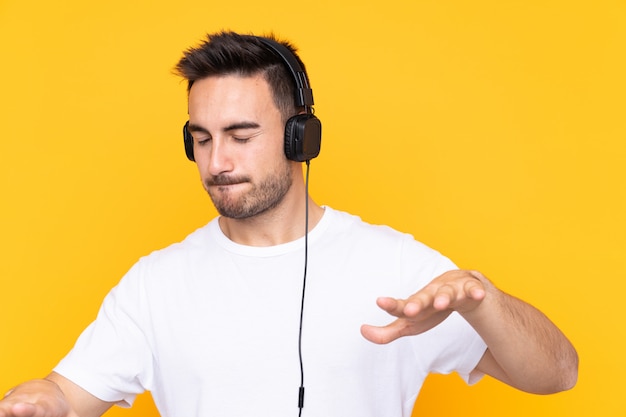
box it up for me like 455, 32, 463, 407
232, 136, 251, 143
187, 121, 262, 145
225, 121, 262, 144
196, 137, 212, 146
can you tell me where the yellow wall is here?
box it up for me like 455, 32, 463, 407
1, 1, 624, 416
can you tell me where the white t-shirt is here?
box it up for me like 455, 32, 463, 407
55, 207, 487, 416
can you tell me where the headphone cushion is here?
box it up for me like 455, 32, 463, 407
183, 121, 195, 162
284, 114, 322, 162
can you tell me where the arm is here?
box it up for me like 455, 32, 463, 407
360, 269, 578, 394
0, 373, 113, 417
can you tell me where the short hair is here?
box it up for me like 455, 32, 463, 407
174, 31, 308, 122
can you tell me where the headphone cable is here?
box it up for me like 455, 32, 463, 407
298, 160, 311, 416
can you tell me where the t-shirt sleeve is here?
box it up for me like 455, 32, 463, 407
413, 312, 487, 384
399, 234, 487, 385
53, 260, 154, 406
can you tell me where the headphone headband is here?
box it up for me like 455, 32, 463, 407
256, 37, 315, 109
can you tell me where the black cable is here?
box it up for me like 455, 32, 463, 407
297, 160, 311, 417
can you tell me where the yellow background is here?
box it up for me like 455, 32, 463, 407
1, 0, 624, 416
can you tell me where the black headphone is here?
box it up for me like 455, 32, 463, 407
183, 36, 322, 163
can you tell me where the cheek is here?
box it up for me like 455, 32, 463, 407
248, 139, 286, 167
193, 155, 211, 180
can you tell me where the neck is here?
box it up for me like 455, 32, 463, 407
218, 196, 324, 247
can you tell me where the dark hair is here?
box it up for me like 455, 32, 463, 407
174, 31, 308, 122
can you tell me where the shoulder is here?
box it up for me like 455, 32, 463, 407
120, 219, 218, 283
323, 207, 442, 257
322, 207, 456, 277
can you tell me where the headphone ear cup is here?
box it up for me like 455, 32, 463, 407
284, 114, 322, 162
183, 121, 195, 162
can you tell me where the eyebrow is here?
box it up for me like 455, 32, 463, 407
187, 121, 261, 135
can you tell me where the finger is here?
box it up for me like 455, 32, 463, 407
432, 271, 486, 303
405, 278, 465, 315
8, 403, 38, 417
375, 297, 409, 318
360, 320, 407, 345
432, 285, 456, 310
464, 278, 486, 300
378, 296, 431, 319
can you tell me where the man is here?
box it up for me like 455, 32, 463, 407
0, 31, 577, 417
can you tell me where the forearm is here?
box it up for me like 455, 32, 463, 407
462, 277, 578, 393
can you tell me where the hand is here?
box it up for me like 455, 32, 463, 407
0, 379, 75, 417
360, 269, 488, 344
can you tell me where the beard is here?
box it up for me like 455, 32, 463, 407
203, 161, 293, 219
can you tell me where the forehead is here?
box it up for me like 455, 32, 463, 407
188, 74, 278, 122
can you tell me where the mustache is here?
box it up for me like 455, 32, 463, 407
205, 174, 251, 186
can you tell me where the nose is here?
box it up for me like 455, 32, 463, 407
203, 138, 234, 177
193, 137, 234, 176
